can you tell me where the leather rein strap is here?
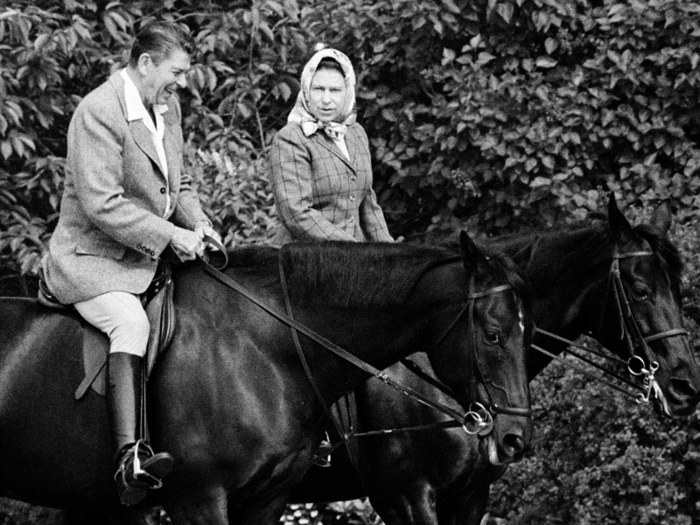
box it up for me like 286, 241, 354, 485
199, 243, 469, 427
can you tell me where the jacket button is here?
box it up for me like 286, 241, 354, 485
349, 195, 356, 202
160, 187, 166, 194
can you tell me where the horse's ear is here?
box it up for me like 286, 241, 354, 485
650, 200, 673, 236
608, 193, 634, 241
460, 231, 482, 272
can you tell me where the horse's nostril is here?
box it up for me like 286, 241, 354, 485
503, 434, 525, 457
670, 377, 699, 402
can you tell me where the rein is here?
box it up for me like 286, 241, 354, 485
199, 243, 473, 430
200, 240, 531, 441
531, 248, 689, 404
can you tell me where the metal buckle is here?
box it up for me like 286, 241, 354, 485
627, 355, 646, 376
636, 362, 659, 404
462, 402, 494, 436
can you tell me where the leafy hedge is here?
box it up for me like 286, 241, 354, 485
3, 0, 700, 267
305, 0, 700, 235
488, 357, 696, 525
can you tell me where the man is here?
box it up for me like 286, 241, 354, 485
42, 21, 219, 506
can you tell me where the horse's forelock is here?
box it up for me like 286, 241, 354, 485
481, 248, 534, 324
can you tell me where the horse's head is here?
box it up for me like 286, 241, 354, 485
592, 196, 700, 416
427, 231, 534, 466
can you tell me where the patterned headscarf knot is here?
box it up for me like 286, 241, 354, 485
287, 48, 356, 139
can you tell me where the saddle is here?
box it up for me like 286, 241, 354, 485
37, 262, 176, 399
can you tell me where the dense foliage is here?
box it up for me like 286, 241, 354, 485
1, 0, 700, 523
306, 0, 700, 234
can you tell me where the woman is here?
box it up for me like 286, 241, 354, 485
41, 21, 219, 506
268, 48, 394, 244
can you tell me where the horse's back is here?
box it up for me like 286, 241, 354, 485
0, 297, 114, 510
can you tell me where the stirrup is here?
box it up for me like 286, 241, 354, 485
115, 440, 174, 506
313, 433, 333, 468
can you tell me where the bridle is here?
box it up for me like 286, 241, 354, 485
461, 276, 532, 436
533, 248, 689, 404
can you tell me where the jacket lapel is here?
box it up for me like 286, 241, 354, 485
346, 127, 359, 168
314, 132, 357, 174
130, 121, 166, 178
162, 108, 180, 190
109, 71, 167, 180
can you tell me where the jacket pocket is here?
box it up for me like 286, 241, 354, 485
76, 239, 126, 260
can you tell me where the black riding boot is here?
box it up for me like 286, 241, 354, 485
107, 352, 174, 506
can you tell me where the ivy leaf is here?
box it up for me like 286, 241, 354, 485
442, 48, 456, 65
497, 3, 514, 23
536, 56, 558, 68
477, 52, 496, 65
530, 176, 550, 188
1, 141, 12, 160
441, 0, 461, 14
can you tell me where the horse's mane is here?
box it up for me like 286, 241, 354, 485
221, 241, 530, 309
490, 221, 682, 290
282, 242, 458, 307
224, 242, 457, 308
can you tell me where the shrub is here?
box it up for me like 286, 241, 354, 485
304, 0, 700, 236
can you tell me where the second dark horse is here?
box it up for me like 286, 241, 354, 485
290, 198, 700, 524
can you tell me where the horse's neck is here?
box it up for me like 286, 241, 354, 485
308, 302, 459, 404
516, 236, 610, 350
513, 233, 615, 379
305, 265, 467, 403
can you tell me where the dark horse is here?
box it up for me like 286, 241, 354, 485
289, 198, 700, 524
0, 234, 533, 524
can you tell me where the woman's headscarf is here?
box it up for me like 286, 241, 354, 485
287, 48, 356, 139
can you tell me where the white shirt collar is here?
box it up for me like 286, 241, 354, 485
120, 69, 168, 132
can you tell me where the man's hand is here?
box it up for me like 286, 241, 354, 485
194, 220, 223, 253
170, 227, 205, 261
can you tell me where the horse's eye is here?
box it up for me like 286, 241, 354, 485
634, 287, 650, 301
485, 331, 501, 345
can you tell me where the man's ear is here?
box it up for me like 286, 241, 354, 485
137, 53, 153, 76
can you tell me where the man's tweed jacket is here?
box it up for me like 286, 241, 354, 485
269, 121, 393, 245
43, 70, 209, 304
